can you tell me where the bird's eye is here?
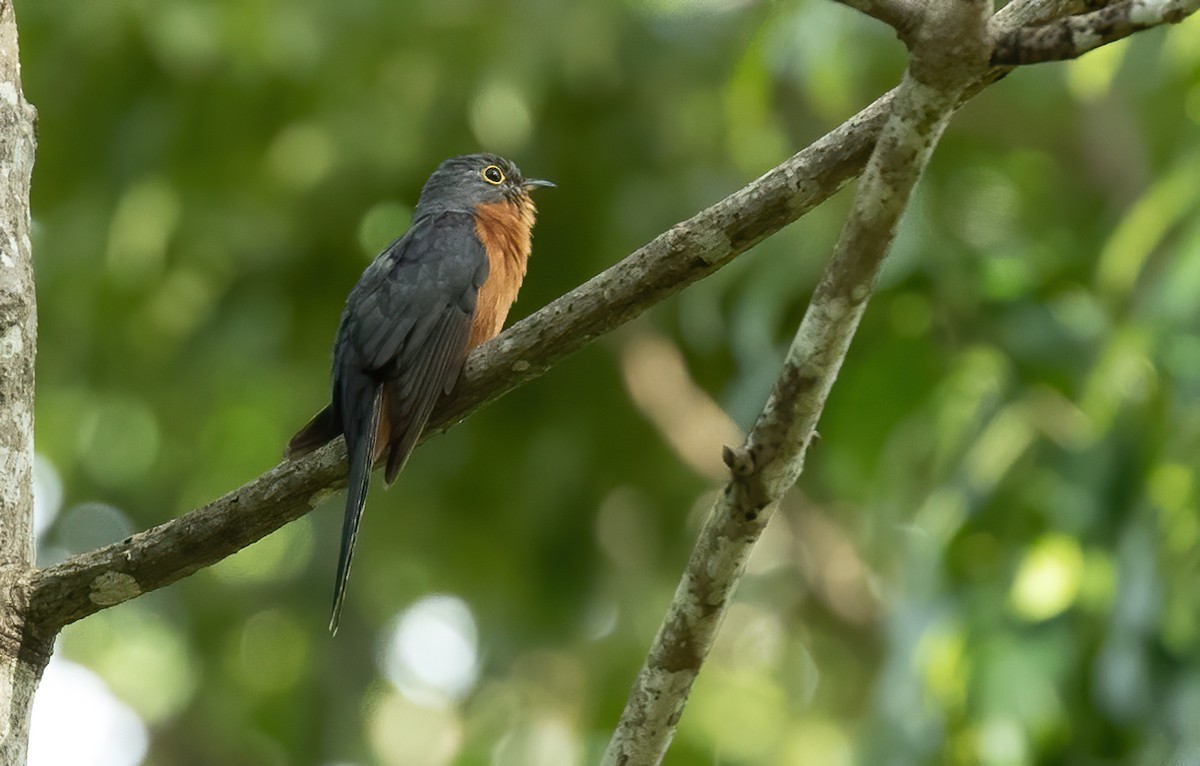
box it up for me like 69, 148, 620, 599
482, 165, 505, 185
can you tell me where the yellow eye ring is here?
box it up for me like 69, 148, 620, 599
482, 165, 505, 185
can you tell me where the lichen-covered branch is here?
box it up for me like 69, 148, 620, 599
0, 4, 36, 581
24, 0, 1175, 638
601, 0, 996, 762
992, 0, 1199, 64
0, 1, 45, 762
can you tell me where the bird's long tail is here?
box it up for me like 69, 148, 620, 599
329, 384, 384, 634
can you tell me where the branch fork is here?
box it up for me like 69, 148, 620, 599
603, 0, 997, 762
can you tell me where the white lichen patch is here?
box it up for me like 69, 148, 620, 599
787, 295, 853, 368
675, 571, 703, 617
1130, 0, 1170, 24
89, 571, 142, 606
511, 360, 530, 373
0, 81, 15, 106
1071, 27, 1104, 51
692, 227, 731, 265
0, 444, 27, 511
706, 533, 743, 586
851, 283, 873, 303
0, 324, 22, 359
0, 655, 13, 741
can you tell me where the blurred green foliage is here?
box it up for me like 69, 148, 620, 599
18, 0, 1200, 763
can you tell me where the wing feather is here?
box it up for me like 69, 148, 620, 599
321, 211, 487, 630
381, 306, 473, 482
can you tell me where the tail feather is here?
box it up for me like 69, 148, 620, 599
329, 385, 384, 634
285, 405, 341, 459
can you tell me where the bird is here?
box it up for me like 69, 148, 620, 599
285, 153, 553, 633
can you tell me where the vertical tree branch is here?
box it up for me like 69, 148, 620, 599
0, 1, 45, 763
602, 0, 993, 762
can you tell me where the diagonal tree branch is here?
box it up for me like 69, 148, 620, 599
24, 0, 1155, 637
601, 0, 997, 760
992, 0, 1199, 64
29, 94, 896, 635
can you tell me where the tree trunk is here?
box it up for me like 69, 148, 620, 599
0, 1, 46, 763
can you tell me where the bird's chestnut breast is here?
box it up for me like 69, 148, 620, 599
470, 197, 536, 348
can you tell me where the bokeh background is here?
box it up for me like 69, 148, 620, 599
17, 0, 1200, 763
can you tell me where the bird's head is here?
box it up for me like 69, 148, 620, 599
415, 153, 554, 217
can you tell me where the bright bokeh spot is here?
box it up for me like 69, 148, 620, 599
57, 502, 136, 555
77, 397, 161, 487
469, 80, 533, 154
491, 715, 581, 766
144, 3, 221, 76
917, 621, 969, 711
684, 666, 788, 761
914, 487, 968, 542
96, 615, 196, 724
581, 597, 619, 641
977, 717, 1027, 765
30, 654, 148, 766
711, 604, 784, 671
1065, 39, 1125, 101
1010, 535, 1085, 621
779, 717, 854, 766
266, 122, 335, 190
1150, 463, 1199, 553
32, 454, 63, 541
144, 268, 216, 339
964, 404, 1036, 494
1149, 463, 1194, 513
104, 177, 180, 286
367, 689, 463, 766
230, 609, 311, 694
382, 594, 479, 708
1097, 158, 1199, 301
61, 606, 198, 724
358, 201, 412, 259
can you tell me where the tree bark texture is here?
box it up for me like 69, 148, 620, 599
0, 1, 45, 763
992, 0, 1200, 64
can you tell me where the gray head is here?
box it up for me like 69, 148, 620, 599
414, 153, 554, 218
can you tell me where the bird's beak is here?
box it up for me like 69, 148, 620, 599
523, 178, 556, 191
